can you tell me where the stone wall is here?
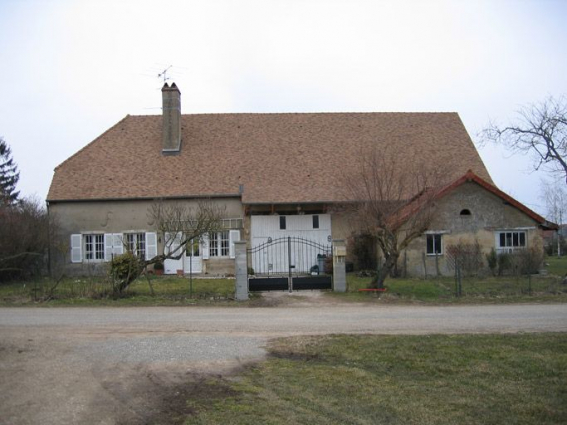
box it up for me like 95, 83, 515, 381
402, 182, 544, 277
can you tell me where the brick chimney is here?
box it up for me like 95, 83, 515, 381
161, 82, 181, 154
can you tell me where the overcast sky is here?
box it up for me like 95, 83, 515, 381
1, 0, 566, 217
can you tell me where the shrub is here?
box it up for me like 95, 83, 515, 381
446, 241, 484, 277
0, 197, 57, 282
109, 252, 143, 294
497, 252, 511, 276
486, 248, 498, 276
512, 247, 543, 275
348, 233, 377, 271
488, 248, 543, 276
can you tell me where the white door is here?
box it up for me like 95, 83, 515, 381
164, 232, 183, 274
184, 238, 202, 274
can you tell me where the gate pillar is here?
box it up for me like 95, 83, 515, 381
234, 241, 249, 301
332, 239, 347, 292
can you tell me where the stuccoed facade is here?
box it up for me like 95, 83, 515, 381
49, 198, 244, 276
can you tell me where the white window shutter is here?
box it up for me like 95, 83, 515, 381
113, 233, 124, 256
104, 234, 114, 261
201, 233, 210, 259
145, 232, 157, 260
70, 234, 82, 263
229, 230, 240, 259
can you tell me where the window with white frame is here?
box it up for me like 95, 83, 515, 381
84, 234, 104, 261
70, 232, 157, 264
209, 231, 230, 257
496, 231, 526, 253
125, 233, 146, 259
426, 233, 443, 256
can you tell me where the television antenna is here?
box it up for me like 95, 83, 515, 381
157, 65, 172, 83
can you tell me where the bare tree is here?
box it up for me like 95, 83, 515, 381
343, 149, 446, 289
541, 180, 567, 256
482, 96, 567, 184
0, 196, 51, 281
149, 200, 225, 261
109, 200, 224, 294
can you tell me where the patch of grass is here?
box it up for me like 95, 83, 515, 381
546, 256, 567, 277
184, 333, 567, 425
340, 271, 567, 304
0, 276, 237, 306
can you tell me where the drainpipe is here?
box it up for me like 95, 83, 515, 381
46, 201, 52, 277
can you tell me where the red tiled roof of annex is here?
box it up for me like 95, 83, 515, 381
47, 112, 493, 204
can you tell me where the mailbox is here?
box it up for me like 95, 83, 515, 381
334, 246, 346, 257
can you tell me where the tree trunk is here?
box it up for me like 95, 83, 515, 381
370, 252, 398, 289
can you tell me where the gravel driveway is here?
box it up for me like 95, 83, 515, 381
1, 300, 566, 424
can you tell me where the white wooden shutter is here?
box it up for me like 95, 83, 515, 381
201, 233, 210, 259
113, 233, 124, 256
104, 234, 113, 261
70, 234, 82, 263
229, 230, 240, 259
145, 232, 157, 260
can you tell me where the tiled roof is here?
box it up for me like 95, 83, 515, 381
47, 112, 493, 204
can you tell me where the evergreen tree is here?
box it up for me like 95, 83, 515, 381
0, 137, 20, 205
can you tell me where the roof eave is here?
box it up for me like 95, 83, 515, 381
47, 193, 241, 204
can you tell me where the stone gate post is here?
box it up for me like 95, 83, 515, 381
333, 239, 347, 292
234, 241, 249, 301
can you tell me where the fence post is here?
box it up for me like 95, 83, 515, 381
234, 241, 249, 301
333, 239, 347, 292
288, 236, 293, 293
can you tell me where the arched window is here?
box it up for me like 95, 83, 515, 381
460, 209, 471, 216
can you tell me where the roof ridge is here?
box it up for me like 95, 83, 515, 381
53, 115, 131, 171
128, 112, 460, 117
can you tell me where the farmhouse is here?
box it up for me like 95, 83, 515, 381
47, 83, 554, 277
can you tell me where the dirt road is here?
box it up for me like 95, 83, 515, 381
1, 299, 566, 424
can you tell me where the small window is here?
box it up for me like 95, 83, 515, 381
313, 215, 319, 229
209, 231, 229, 257
125, 233, 146, 259
85, 234, 104, 261
280, 216, 286, 230
460, 209, 471, 216
426, 234, 443, 256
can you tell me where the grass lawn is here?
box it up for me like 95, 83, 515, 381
340, 255, 567, 304
546, 256, 567, 277
0, 275, 237, 306
183, 333, 567, 425
1, 256, 566, 306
